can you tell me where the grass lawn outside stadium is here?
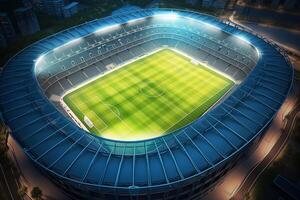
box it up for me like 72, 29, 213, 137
62, 49, 234, 141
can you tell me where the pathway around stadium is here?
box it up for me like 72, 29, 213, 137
204, 88, 298, 200
231, 99, 300, 199
0, 161, 22, 200
7, 136, 71, 200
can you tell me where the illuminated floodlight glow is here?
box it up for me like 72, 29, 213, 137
185, 17, 221, 31
65, 37, 82, 45
201, 21, 221, 30
154, 13, 179, 20
52, 37, 82, 51
35, 54, 45, 65
127, 17, 145, 24
94, 24, 120, 34
236, 35, 251, 45
255, 47, 261, 57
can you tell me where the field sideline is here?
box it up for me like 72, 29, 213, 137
63, 49, 234, 141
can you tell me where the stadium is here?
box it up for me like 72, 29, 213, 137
0, 7, 294, 200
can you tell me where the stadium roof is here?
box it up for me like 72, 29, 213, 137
0, 8, 293, 192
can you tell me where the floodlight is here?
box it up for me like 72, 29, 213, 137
154, 13, 178, 20
236, 35, 251, 45
35, 54, 45, 65
65, 38, 82, 46
94, 24, 120, 34
255, 47, 261, 57
127, 17, 145, 24
53, 46, 60, 51
53, 37, 82, 51
202, 22, 221, 30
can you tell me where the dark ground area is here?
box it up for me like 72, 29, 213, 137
252, 72, 300, 200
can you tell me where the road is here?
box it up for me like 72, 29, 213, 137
7, 135, 71, 200
0, 160, 22, 200
231, 100, 300, 200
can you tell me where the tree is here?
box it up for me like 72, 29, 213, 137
31, 187, 43, 200
18, 185, 28, 198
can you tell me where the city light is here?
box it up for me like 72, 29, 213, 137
154, 13, 179, 20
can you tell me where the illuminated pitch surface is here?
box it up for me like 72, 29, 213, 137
63, 49, 234, 141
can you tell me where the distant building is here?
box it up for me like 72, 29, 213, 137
0, 33, 6, 49
22, 0, 44, 10
42, 0, 65, 18
42, 0, 74, 18
271, 0, 280, 8
284, 0, 298, 9
202, 0, 213, 8
185, 0, 198, 6
22, 0, 33, 8
14, 7, 40, 36
202, 0, 228, 9
212, 0, 228, 9
62, 2, 79, 18
0, 13, 16, 42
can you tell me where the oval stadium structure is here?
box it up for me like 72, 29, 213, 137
0, 8, 294, 200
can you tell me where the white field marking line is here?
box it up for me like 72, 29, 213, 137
71, 98, 109, 132
70, 100, 106, 133
159, 63, 219, 112
168, 48, 236, 83
90, 110, 108, 132
60, 47, 167, 101
138, 87, 165, 98
61, 49, 164, 106
60, 48, 177, 102
165, 89, 218, 133
92, 72, 141, 95
93, 95, 134, 134
158, 67, 210, 96
72, 50, 164, 98
103, 55, 167, 97
165, 57, 233, 95
60, 97, 89, 132
164, 78, 231, 133
155, 96, 188, 125
153, 81, 188, 115
114, 50, 222, 132
140, 62, 215, 131
85, 64, 154, 131
114, 55, 190, 123
158, 50, 229, 90
103, 103, 121, 117
166, 54, 232, 87
0, 163, 14, 200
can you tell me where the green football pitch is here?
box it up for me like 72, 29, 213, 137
63, 49, 234, 141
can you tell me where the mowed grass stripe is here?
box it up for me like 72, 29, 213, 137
64, 49, 234, 141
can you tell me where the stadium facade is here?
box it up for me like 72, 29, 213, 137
0, 7, 293, 200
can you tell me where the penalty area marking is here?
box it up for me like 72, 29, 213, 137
93, 95, 133, 133
103, 103, 121, 117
